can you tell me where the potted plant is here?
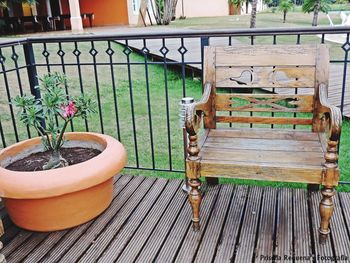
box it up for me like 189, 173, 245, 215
0, 73, 127, 232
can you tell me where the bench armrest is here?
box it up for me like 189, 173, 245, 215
185, 82, 213, 136
318, 83, 342, 142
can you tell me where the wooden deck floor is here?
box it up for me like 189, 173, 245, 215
1, 175, 350, 263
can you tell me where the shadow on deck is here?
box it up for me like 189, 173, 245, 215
1, 175, 350, 262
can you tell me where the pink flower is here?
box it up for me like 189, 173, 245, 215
62, 101, 77, 119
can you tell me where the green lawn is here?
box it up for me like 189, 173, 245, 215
0, 8, 349, 190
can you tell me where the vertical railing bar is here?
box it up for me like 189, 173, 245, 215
23, 42, 45, 131
90, 40, 104, 134
229, 36, 232, 46
125, 39, 139, 168
143, 38, 155, 169
43, 42, 51, 72
180, 37, 186, 97
250, 35, 254, 128
74, 41, 89, 132
271, 35, 277, 129
0, 118, 6, 148
294, 34, 301, 130
321, 33, 325, 44
58, 41, 74, 132
0, 48, 19, 142
340, 33, 349, 114
162, 37, 172, 171
107, 40, 121, 141
11, 45, 31, 139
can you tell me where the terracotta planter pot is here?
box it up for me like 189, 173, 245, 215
0, 132, 127, 232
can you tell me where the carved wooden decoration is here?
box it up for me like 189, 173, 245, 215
184, 45, 341, 241
216, 66, 315, 88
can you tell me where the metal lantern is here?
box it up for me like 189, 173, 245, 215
179, 97, 194, 128
179, 97, 194, 193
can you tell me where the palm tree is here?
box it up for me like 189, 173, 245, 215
279, 0, 294, 23
302, 0, 331, 26
250, 0, 257, 28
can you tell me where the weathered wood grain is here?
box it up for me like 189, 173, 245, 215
216, 115, 313, 125
215, 93, 314, 112
216, 66, 315, 88
215, 45, 317, 67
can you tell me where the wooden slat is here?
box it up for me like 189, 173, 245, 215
194, 184, 234, 263
216, 116, 313, 125
205, 137, 323, 152
23, 175, 133, 263
216, 67, 315, 88
40, 175, 145, 263
274, 188, 293, 261
6, 233, 49, 262
309, 191, 334, 262
200, 147, 324, 167
1, 231, 33, 256
100, 180, 182, 263
213, 185, 249, 262
215, 45, 317, 67
329, 194, 350, 258
215, 93, 314, 112
59, 177, 163, 263
200, 160, 322, 184
134, 182, 188, 262
166, 185, 221, 262
209, 128, 319, 141
234, 186, 263, 262
254, 187, 277, 262
293, 189, 313, 262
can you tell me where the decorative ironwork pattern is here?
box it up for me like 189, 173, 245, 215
0, 27, 349, 185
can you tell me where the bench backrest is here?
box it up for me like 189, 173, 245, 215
203, 45, 329, 130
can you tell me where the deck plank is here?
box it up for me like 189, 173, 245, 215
254, 187, 277, 262
155, 184, 220, 262
1, 176, 350, 263
23, 175, 132, 263
234, 186, 264, 262
173, 185, 222, 263
194, 184, 235, 263
134, 181, 188, 262
293, 189, 313, 262
329, 194, 350, 259
40, 175, 141, 263
59, 176, 158, 263
274, 188, 293, 261
310, 191, 334, 262
95, 179, 180, 262
213, 185, 249, 263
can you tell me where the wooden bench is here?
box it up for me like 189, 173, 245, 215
184, 44, 342, 238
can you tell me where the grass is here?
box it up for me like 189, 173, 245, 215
0, 9, 349, 191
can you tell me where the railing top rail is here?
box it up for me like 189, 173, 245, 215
0, 26, 350, 46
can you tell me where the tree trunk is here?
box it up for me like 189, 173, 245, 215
171, 0, 178, 20
283, 10, 287, 23
250, 0, 257, 28
312, 0, 320, 26
245, 0, 249, 14
163, 0, 173, 25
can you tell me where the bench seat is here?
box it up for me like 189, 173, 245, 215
199, 129, 326, 184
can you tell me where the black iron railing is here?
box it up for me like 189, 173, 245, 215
0, 26, 349, 184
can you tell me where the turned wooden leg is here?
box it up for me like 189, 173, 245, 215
188, 178, 202, 231
205, 177, 218, 185
319, 186, 335, 236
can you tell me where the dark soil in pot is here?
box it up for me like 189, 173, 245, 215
6, 147, 101, 172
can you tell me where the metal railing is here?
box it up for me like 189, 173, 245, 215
0, 26, 349, 183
